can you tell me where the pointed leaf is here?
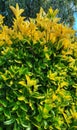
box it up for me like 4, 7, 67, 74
4, 109, 11, 118
4, 118, 15, 125
0, 100, 7, 107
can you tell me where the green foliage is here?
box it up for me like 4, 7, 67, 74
0, 4, 77, 130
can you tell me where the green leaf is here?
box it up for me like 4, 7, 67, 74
21, 123, 30, 128
0, 106, 3, 112
4, 118, 15, 125
31, 92, 45, 99
26, 61, 32, 68
20, 104, 27, 112
12, 104, 19, 111
6, 96, 13, 103
0, 84, 3, 89
20, 118, 30, 128
13, 122, 20, 130
43, 120, 48, 129
36, 114, 42, 122
4, 109, 11, 118
0, 127, 2, 130
26, 128, 31, 130
0, 60, 4, 66
31, 118, 40, 129
14, 59, 22, 64
0, 100, 7, 107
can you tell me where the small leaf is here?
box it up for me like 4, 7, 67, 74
31, 118, 40, 129
4, 109, 11, 118
36, 114, 42, 122
20, 118, 30, 128
31, 92, 45, 99
44, 120, 48, 129
18, 81, 26, 87
12, 105, 19, 111
0, 100, 7, 107
18, 96, 25, 101
21, 123, 30, 128
4, 118, 15, 125
20, 104, 27, 112
1, 75, 8, 81
0, 106, 3, 112
14, 59, 22, 64
13, 122, 18, 130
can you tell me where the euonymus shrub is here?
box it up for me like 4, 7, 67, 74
0, 3, 77, 130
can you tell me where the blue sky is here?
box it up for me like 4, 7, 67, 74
73, 12, 77, 30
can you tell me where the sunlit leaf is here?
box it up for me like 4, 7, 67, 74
10, 3, 24, 18
18, 80, 26, 87
4, 118, 15, 125
18, 96, 25, 101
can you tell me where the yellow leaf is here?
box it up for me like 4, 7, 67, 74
0, 14, 4, 25
18, 96, 25, 101
26, 75, 37, 87
10, 3, 24, 18
62, 112, 71, 126
72, 112, 77, 119
47, 70, 57, 81
45, 53, 50, 60
18, 81, 26, 87
1, 75, 8, 81
60, 81, 68, 88
44, 46, 48, 52
70, 106, 77, 119
62, 38, 71, 49
52, 94, 57, 101
18, 89, 23, 93
54, 9, 59, 16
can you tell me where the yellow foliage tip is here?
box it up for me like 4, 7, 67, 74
18, 96, 25, 101
0, 15, 4, 25
18, 80, 26, 87
10, 3, 24, 18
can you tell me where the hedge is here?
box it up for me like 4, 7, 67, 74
0, 3, 77, 130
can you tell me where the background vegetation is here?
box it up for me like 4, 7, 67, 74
0, 0, 77, 26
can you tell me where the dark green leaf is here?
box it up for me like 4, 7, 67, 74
4, 109, 11, 118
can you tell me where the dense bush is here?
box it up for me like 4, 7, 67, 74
0, 3, 77, 130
